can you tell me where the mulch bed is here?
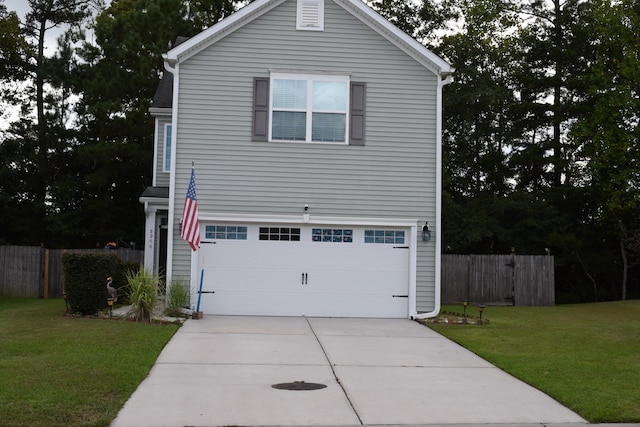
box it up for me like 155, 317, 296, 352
421, 311, 489, 325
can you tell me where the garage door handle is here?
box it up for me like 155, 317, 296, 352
305, 273, 308, 285
393, 246, 409, 249
301, 273, 308, 285
393, 295, 409, 298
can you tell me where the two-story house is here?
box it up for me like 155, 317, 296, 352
139, 0, 453, 318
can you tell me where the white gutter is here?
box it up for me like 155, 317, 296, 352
138, 196, 169, 204
149, 107, 172, 116
198, 212, 419, 226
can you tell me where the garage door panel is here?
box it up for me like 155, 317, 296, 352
296, 292, 407, 318
306, 270, 407, 295
203, 242, 302, 269
203, 287, 313, 317
304, 270, 408, 318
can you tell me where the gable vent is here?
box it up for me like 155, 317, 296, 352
297, 0, 324, 31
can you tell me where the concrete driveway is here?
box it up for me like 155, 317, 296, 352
111, 316, 586, 427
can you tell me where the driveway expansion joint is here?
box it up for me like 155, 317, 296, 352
305, 316, 364, 426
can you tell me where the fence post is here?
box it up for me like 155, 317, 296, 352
43, 248, 49, 299
465, 255, 471, 303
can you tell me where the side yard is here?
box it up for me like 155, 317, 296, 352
428, 300, 640, 423
0, 298, 179, 427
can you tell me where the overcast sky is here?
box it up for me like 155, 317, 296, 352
4, 0, 104, 56
1, 1, 106, 130
5, 0, 31, 18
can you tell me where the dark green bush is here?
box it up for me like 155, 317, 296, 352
62, 253, 133, 315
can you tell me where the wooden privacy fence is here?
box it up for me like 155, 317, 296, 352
441, 254, 555, 306
0, 246, 143, 299
2, 247, 555, 306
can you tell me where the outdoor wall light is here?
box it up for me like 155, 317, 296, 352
478, 304, 486, 321
422, 222, 431, 241
107, 297, 114, 319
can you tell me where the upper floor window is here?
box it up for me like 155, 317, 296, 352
270, 73, 348, 143
164, 124, 172, 172
253, 77, 365, 146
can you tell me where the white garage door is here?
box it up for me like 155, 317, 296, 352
197, 224, 410, 318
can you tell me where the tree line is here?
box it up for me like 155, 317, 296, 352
1, 0, 638, 302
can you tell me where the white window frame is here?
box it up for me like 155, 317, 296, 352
163, 123, 172, 172
269, 72, 349, 144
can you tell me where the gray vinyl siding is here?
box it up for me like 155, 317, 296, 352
154, 117, 171, 187
171, 0, 439, 312
417, 234, 437, 312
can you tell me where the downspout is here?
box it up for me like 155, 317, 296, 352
413, 71, 453, 320
163, 56, 179, 286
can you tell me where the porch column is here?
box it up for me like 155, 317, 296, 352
143, 204, 157, 271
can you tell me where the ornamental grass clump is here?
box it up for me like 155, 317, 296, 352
165, 278, 191, 316
126, 268, 160, 322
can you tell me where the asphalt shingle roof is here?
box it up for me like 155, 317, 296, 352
151, 36, 190, 109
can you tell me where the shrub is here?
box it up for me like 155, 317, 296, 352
63, 252, 131, 315
126, 268, 160, 322
165, 278, 191, 316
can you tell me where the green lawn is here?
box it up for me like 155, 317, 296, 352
0, 298, 180, 427
428, 300, 640, 423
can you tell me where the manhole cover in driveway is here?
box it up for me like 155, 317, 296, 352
271, 381, 327, 391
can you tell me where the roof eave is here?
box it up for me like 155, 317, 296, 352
149, 107, 172, 116
139, 196, 169, 204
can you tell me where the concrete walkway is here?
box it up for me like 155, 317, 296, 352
111, 316, 587, 427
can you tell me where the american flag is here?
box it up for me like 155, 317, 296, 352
181, 167, 200, 251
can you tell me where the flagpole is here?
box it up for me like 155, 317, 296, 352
193, 162, 200, 315
182, 160, 203, 319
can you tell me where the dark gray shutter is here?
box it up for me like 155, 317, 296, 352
349, 82, 366, 146
252, 77, 269, 141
